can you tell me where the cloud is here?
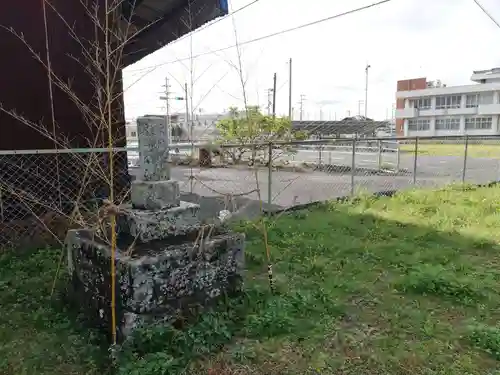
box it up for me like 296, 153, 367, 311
123, 0, 500, 120
315, 99, 342, 106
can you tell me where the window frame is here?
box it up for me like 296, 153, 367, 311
408, 118, 431, 131
435, 95, 462, 109
466, 94, 479, 108
435, 116, 460, 131
409, 97, 431, 110
465, 116, 493, 130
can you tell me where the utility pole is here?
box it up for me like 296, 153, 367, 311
184, 82, 191, 141
357, 100, 364, 116
160, 77, 187, 144
391, 102, 396, 135
365, 63, 371, 118
267, 89, 274, 115
299, 94, 306, 121
160, 77, 171, 146
288, 58, 292, 119
272, 73, 277, 117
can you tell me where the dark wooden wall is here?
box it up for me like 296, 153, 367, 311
0, 0, 129, 245
0, 0, 126, 149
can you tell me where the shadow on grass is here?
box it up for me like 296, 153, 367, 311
0, 248, 109, 375
2, 185, 500, 374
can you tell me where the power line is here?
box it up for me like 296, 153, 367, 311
173, 0, 262, 45
472, 0, 500, 29
127, 0, 393, 73
126, 0, 262, 73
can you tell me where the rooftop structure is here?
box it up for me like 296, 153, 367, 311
123, 0, 228, 65
292, 120, 389, 138
471, 68, 500, 84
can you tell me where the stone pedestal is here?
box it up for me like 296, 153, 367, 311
66, 229, 244, 340
117, 201, 201, 243
130, 180, 180, 210
64, 116, 245, 342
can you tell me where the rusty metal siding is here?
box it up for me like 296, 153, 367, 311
0, 0, 126, 150
0, 0, 129, 247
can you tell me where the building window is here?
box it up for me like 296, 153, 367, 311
435, 117, 461, 130
130, 131, 137, 137
436, 95, 462, 109
465, 116, 493, 130
466, 94, 479, 108
410, 97, 431, 110
480, 92, 494, 105
408, 119, 430, 131
466, 93, 494, 107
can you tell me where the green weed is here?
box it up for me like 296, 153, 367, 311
397, 264, 489, 305
4, 185, 500, 374
467, 323, 500, 360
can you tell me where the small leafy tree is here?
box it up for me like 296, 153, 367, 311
216, 106, 307, 164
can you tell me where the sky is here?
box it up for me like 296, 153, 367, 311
123, 0, 500, 122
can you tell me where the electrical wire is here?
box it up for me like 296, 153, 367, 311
126, 0, 262, 73
472, 0, 500, 29
127, 0, 393, 73
174, 0, 262, 44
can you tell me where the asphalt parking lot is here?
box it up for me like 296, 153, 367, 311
129, 149, 500, 218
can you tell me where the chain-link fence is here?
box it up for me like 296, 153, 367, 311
2, 134, 500, 249
0, 148, 131, 248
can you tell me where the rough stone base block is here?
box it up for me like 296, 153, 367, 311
117, 201, 201, 243
65, 228, 244, 341
130, 180, 180, 210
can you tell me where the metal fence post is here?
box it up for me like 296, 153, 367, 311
0, 185, 4, 222
462, 135, 469, 184
351, 138, 356, 196
318, 144, 323, 166
413, 137, 419, 185
268, 142, 273, 208
396, 143, 400, 173
377, 139, 382, 170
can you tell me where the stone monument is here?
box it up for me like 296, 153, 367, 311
65, 116, 245, 341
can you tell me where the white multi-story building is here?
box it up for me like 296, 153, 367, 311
395, 68, 500, 136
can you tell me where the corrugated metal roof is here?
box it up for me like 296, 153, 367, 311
292, 120, 389, 136
122, 0, 228, 66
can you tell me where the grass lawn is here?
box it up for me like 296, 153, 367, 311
3, 185, 500, 374
399, 143, 500, 158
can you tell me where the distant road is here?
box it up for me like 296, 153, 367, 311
277, 149, 390, 168
127, 148, 395, 169
128, 148, 500, 219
